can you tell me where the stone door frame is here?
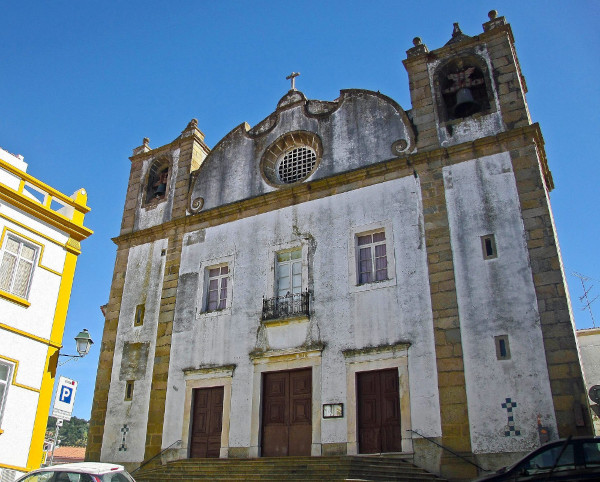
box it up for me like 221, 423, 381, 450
181, 365, 234, 459
343, 343, 412, 455
250, 347, 323, 457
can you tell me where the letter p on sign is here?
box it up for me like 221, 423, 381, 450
59, 386, 73, 403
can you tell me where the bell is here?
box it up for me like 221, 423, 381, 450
154, 183, 166, 198
453, 87, 481, 118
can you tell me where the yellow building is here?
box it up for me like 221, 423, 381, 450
0, 146, 92, 481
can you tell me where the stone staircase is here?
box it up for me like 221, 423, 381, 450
133, 455, 447, 481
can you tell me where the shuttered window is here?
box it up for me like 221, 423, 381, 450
0, 236, 36, 298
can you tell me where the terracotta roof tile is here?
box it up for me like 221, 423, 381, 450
52, 446, 86, 460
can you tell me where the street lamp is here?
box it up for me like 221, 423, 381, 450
58, 329, 94, 364
49, 328, 94, 463
74, 329, 93, 356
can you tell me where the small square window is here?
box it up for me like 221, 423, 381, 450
357, 231, 388, 284
348, 222, 396, 293
125, 380, 134, 401
205, 265, 229, 312
134, 304, 145, 327
495, 335, 511, 360
481, 234, 497, 259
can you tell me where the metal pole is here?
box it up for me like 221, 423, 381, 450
49, 420, 61, 466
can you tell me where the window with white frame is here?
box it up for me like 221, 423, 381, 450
357, 231, 388, 284
0, 235, 37, 298
276, 249, 302, 296
0, 360, 13, 426
205, 265, 229, 312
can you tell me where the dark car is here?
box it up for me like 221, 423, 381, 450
15, 462, 136, 482
475, 437, 600, 481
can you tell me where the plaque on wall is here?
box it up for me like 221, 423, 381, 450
323, 403, 344, 418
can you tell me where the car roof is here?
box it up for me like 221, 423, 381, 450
38, 462, 126, 474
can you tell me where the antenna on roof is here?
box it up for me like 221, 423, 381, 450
573, 271, 598, 328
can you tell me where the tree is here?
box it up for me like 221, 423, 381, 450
46, 416, 89, 447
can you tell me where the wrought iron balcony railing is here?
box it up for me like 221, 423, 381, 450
262, 291, 310, 321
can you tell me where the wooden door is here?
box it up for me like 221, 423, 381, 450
262, 368, 312, 457
190, 386, 224, 458
357, 368, 402, 453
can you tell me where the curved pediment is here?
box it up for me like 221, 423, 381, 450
189, 89, 415, 214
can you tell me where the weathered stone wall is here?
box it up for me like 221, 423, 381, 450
444, 152, 557, 453
162, 178, 441, 455
510, 140, 590, 437
100, 239, 167, 464
189, 90, 415, 213
86, 245, 130, 462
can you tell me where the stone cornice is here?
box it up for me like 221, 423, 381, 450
129, 129, 210, 163
113, 124, 551, 248
403, 23, 515, 68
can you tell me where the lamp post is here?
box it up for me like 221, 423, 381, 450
49, 329, 94, 464
58, 329, 93, 365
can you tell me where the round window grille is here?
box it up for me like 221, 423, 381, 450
261, 131, 322, 187
277, 147, 317, 184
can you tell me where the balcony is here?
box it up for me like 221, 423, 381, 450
262, 291, 310, 321
0, 155, 92, 246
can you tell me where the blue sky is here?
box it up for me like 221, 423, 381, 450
1, 1, 598, 420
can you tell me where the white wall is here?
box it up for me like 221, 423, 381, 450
444, 153, 557, 454
160, 176, 441, 453
577, 329, 600, 434
0, 197, 69, 473
101, 239, 167, 463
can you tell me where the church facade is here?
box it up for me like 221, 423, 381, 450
86, 12, 591, 479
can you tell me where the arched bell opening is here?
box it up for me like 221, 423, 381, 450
436, 56, 492, 122
145, 159, 170, 205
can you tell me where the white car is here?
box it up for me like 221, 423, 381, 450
15, 462, 136, 482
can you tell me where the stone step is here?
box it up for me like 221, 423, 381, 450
133, 455, 447, 482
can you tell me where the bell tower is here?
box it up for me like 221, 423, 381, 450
119, 120, 210, 236
402, 11, 591, 477
403, 10, 531, 150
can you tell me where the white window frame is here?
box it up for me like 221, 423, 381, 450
348, 221, 396, 293
276, 248, 303, 297
205, 264, 229, 312
0, 359, 14, 427
266, 241, 309, 300
197, 255, 234, 318
0, 234, 37, 299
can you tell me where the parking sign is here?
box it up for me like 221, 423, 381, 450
52, 376, 78, 421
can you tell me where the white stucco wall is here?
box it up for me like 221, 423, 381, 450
0, 332, 48, 469
0, 196, 70, 473
0, 203, 70, 248
101, 239, 167, 462
161, 176, 441, 454
0, 147, 28, 174
577, 329, 600, 435
444, 153, 557, 454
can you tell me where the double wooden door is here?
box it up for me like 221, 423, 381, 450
262, 368, 312, 457
190, 386, 224, 458
357, 368, 402, 453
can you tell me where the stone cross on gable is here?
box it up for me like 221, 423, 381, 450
286, 72, 300, 91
